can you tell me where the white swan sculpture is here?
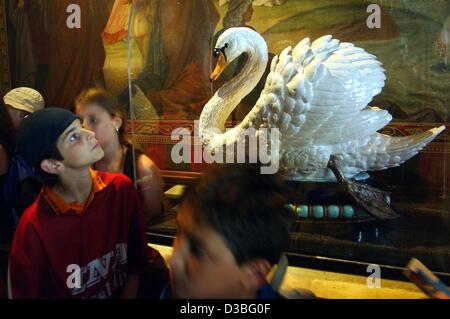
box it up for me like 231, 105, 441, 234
199, 27, 445, 181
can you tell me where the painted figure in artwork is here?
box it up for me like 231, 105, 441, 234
103, 0, 156, 69
121, 0, 220, 119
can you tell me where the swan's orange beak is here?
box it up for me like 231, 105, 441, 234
210, 52, 228, 82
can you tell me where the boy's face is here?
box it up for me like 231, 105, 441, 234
55, 119, 104, 169
169, 203, 248, 299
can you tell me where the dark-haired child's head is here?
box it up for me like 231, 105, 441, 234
16, 108, 104, 185
75, 88, 127, 148
169, 163, 293, 299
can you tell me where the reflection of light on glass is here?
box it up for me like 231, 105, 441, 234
375, 228, 379, 240
127, 2, 137, 186
358, 231, 363, 243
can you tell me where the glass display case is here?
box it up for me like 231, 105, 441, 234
120, 0, 449, 283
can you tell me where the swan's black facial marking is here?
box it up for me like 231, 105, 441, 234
213, 43, 228, 61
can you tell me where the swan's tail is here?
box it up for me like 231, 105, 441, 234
364, 125, 445, 171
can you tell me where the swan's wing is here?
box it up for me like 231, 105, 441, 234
249, 35, 389, 146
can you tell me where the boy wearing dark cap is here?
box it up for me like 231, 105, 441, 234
8, 108, 149, 299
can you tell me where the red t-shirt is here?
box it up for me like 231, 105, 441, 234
8, 170, 149, 299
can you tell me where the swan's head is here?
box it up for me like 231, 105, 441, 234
210, 27, 267, 81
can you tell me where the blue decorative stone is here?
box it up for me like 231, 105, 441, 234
343, 205, 354, 218
328, 205, 339, 218
354, 172, 370, 181
296, 205, 309, 218
312, 205, 324, 219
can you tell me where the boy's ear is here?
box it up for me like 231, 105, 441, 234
240, 259, 272, 292
40, 159, 64, 175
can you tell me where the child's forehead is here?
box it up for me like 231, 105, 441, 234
58, 119, 82, 141
177, 205, 208, 235
80, 103, 105, 112
177, 204, 224, 245
79, 103, 113, 118
64, 118, 81, 131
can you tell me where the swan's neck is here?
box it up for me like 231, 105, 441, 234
200, 35, 268, 144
